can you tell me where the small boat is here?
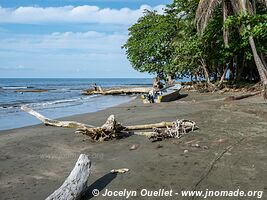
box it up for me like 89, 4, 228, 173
141, 83, 182, 103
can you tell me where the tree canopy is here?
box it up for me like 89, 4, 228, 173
123, 0, 267, 91
122, 10, 178, 78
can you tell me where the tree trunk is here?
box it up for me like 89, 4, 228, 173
46, 154, 91, 200
201, 61, 210, 84
240, 0, 267, 99
264, 82, 267, 99
229, 59, 234, 81
251, 0, 256, 14
218, 65, 228, 87
248, 36, 267, 99
260, 53, 267, 69
200, 59, 215, 88
236, 54, 245, 81
222, 0, 229, 47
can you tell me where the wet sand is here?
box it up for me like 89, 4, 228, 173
0, 91, 266, 200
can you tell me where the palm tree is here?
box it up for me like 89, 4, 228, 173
195, 0, 267, 98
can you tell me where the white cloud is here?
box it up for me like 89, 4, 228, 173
0, 4, 163, 77
0, 4, 166, 24
0, 31, 128, 53
0, 31, 136, 77
0, 65, 33, 71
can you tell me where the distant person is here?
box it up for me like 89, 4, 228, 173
91, 83, 98, 91
167, 75, 174, 86
148, 90, 155, 103
91, 83, 103, 92
153, 76, 164, 91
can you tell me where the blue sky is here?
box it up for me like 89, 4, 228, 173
0, 0, 172, 78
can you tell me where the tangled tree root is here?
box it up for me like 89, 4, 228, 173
75, 115, 126, 142
148, 119, 198, 142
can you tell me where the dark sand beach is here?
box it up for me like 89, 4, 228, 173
0, 91, 266, 199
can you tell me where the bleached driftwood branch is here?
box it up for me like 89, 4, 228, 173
46, 154, 91, 200
21, 106, 198, 142
82, 87, 153, 95
21, 106, 94, 129
124, 122, 174, 131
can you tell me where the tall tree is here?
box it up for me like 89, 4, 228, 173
195, 0, 267, 98
123, 10, 178, 78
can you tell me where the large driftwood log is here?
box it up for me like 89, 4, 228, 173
76, 118, 198, 142
224, 91, 261, 101
46, 154, 91, 200
21, 106, 94, 129
75, 117, 182, 141
21, 106, 198, 142
82, 87, 153, 95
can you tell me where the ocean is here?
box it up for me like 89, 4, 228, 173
0, 78, 152, 131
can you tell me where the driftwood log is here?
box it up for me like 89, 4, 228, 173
21, 106, 94, 129
82, 87, 153, 95
125, 122, 174, 131
21, 106, 198, 142
224, 91, 261, 101
46, 154, 91, 200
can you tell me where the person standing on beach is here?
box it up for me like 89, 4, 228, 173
91, 83, 98, 91
148, 76, 164, 103
153, 76, 164, 91
91, 83, 103, 92
167, 75, 174, 86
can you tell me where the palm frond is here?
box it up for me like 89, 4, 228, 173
195, 0, 222, 33
247, 0, 255, 15
229, 0, 241, 14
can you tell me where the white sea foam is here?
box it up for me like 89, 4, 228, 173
1, 86, 29, 90
25, 95, 99, 109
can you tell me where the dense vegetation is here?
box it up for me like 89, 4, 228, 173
123, 0, 267, 96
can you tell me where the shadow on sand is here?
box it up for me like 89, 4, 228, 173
82, 172, 117, 199
176, 93, 188, 100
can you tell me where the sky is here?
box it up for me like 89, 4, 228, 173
0, 0, 172, 78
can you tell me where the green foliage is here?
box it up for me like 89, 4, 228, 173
225, 12, 267, 59
124, 0, 267, 82
122, 10, 178, 77
173, 35, 202, 77
166, 0, 202, 77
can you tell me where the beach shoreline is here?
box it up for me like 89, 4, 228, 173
0, 78, 152, 131
0, 90, 266, 200
0, 95, 135, 131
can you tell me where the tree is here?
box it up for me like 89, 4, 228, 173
123, 10, 178, 78
123, 0, 266, 92
167, 0, 225, 86
195, 0, 267, 98
165, 0, 208, 82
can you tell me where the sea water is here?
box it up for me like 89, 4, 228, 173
0, 78, 151, 130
